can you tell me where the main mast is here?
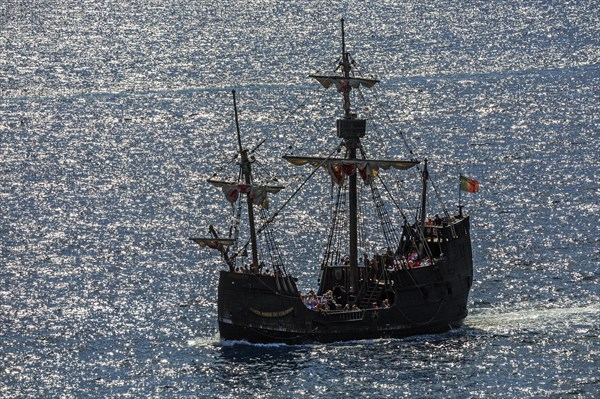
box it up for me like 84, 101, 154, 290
338, 18, 364, 296
293, 19, 421, 297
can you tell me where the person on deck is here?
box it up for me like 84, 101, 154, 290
426, 218, 434, 237
385, 248, 394, 268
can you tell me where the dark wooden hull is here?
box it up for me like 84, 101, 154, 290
217, 217, 473, 344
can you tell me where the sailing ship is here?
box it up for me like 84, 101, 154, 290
192, 19, 474, 344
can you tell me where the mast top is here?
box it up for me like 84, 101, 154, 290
341, 18, 347, 65
232, 89, 245, 156
309, 18, 379, 127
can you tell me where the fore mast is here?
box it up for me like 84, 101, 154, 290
232, 90, 260, 273
191, 90, 281, 274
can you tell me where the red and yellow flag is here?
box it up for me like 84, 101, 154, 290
460, 175, 480, 193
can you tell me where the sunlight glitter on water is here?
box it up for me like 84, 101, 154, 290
2, 0, 599, 398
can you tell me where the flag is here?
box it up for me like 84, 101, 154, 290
460, 175, 479, 193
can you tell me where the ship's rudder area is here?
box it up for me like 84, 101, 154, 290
217, 271, 315, 342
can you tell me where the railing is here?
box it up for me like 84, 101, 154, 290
319, 308, 364, 322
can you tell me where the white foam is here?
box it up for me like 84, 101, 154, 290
466, 304, 599, 330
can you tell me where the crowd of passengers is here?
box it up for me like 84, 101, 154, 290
423, 213, 457, 238
231, 250, 432, 277
230, 214, 450, 276
346, 249, 433, 272
302, 289, 391, 312
233, 263, 284, 277
231, 214, 451, 276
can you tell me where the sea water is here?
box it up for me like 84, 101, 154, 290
1, 1, 598, 398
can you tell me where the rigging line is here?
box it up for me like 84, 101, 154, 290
285, 87, 331, 156
373, 170, 435, 262
354, 144, 412, 225
355, 145, 411, 252
260, 96, 340, 195
393, 171, 419, 218
228, 86, 320, 165
332, 55, 343, 72
227, 167, 245, 263
248, 138, 266, 156
417, 162, 456, 238
207, 151, 240, 181
231, 144, 344, 261
360, 96, 400, 157
355, 88, 391, 159
209, 89, 258, 180
426, 173, 454, 224
347, 53, 377, 82
357, 183, 366, 252
366, 84, 420, 164
322, 183, 335, 268
323, 182, 345, 268
355, 125, 418, 222
258, 207, 287, 274
389, 172, 436, 260
380, 103, 418, 162
371, 88, 455, 219
270, 84, 316, 114
370, 182, 400, 250
354, 85, 416, 175
372, 177, 405, 242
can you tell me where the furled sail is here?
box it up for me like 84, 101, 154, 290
310, 75, 379, 91
283, 156, 418, 185
190, 238, 236, 249
207, 179, 285, 209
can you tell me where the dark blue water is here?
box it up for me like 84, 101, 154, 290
1, 1, 598, 398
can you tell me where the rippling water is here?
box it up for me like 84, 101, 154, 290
1, 1, 598, 398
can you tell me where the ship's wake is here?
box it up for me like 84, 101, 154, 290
466, 304, 599, 331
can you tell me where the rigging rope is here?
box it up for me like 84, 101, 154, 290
231, 144, 344, 262
285, 85, 332, 156
371, 86, 455, 221
258, 207, 287, 275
